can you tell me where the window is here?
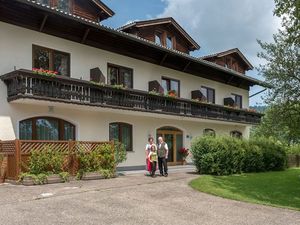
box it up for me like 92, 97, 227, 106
154, 31, 175, 49
155, 32, 163, 45
37, 0, 50, 5
109, 123, 133, 151
19, 117, 75, 140
57, 0, 71, 13
166, 36, 173, 49
33, 45, 70, 76
107, 64, 133, 88
230, 131, 243, 139
203, 129, 216, 137
200, 86, 215, 103
232, 94, 243, 108
162, 77, 180, 97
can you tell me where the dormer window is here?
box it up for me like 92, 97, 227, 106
57, 0, 71, 13
37, 0, 50, 5
155, 32, 163, 45
155, 31, 175, 49
166, 36, 173, 49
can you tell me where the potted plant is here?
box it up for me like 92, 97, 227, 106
179, 147, 189, 165
166, 90, 177, 98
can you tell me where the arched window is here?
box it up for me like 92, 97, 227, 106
203, 128, 216, 137
19, 117, 75, 140
230, 130, 243, 139
109, 123, 132, 151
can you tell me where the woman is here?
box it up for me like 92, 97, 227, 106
145, 137, 156, 175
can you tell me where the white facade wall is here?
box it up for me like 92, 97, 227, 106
0, 22, 252, 166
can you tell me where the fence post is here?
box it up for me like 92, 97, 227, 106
68, 140, 76, 175
15, 139, 21, 179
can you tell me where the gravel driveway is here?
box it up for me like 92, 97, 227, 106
0, 171, 299, 225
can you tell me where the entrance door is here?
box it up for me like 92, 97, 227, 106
157, 127, 183, 166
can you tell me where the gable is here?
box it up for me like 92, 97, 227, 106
201, 48, 253, 74
119, 17, 200, 54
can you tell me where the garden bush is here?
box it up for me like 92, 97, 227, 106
76, 143, 115, 176
242, 141, 264, 172
191, 136, 287, 175
286, 144, 300, 155
250, 138, 287, 171
28, 147, 65, 174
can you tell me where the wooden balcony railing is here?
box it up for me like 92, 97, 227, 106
1, 69, 263, 124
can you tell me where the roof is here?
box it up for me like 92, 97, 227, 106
200, 48, 254, 70
0, 0, 270, 89
91, 0, 115, 19
118, 17, 200, 51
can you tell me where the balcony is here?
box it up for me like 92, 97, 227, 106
1, 69, 263, 124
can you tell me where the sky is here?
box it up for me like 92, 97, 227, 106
101, 0, 281, 106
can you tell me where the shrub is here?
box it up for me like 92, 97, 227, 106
251, 138, 287, 171
286, 144, 300, 154
77, 143, 115, 175
28, 147, 65, 174
114, 141, 127, 166
242, 141, 264, 172
191, 136, 287, 175
191, 136, 244, 175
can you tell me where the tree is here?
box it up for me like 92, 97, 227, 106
257, 0, 300, 105
251, 103, 300, 144
254, 0, 300, 144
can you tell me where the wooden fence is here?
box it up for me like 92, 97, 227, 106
0, 139, 113, 182
287, 154, 300, 168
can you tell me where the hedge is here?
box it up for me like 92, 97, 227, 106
191, 136, 287, 175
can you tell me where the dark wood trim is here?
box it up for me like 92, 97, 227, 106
1, 69, 263, 125
81, 28, 90, 44
160, 53, 168, 65
109, 122, 133, 152
19, 116, 76, 140
226, 75, 234, 84
162, 76, 181, 97
182, 61, 191, 72
39, 14, 48, 32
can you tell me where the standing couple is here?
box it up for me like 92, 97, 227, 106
145, 136, 168, 178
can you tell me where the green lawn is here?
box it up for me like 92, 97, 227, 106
190, 168, 300, 211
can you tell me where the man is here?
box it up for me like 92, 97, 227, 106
157, 136, 168, 177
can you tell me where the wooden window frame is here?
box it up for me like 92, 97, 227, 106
155, 31, 164, 46
162, 76, 180, 97
107, 63, 134, 88
19, 117, 75, 140
232, 93, 243, 108
201, 86, 215, 103
32, 44, 71, 77
155, 30, 176, 49
109, 122, 133, 152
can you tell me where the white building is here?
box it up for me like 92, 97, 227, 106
0, 0, 264, 168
